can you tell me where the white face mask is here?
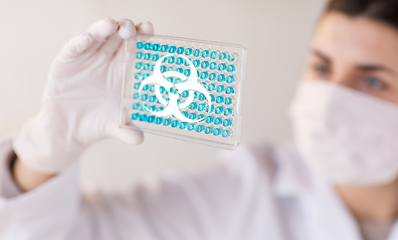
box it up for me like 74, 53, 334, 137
288, 81, 398, 186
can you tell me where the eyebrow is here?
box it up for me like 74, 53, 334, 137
357, 65, 396, 76
312, 49, 397, 76
312, 49, 330, 63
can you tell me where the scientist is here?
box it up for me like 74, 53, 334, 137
1, 0, 398, 239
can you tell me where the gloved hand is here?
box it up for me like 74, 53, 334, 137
13, 18, 154, 174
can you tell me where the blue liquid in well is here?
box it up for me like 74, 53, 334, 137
216, 96, 224, 104
195, 125, 204, 133
210, 62, 217, 70
215, 106, 224, 114
139, 114, 148, 122
176, 57, 184, 65
226, 75, 235, 83
193, 49, 201, 57
160, 66, 166, 73
188, 123, 195, 131
222, 130, 230, 138
189, 102, 197, 110
218, 63, 226, 71
177, 47, 185, 54
136, 52, 143, 59
200, 71, 209, 79
198, 103, 206, 111
224, 108, 234, 116
189, 112, 197, 120
168, 56, 175, 64
205, 116, 214, 124
217, 74, 226, 82
193, 60, 200, 67
210, 94, 215, 102
201, 50, 210, 58
182, 90, 189, 98
228, 53, 235, 62
171, 120, 179, 128
163, 119, 171, 126
219, 52, 227, 60
132, 113, 140, 120
223, 119, 232, 127
155, 117, 163, 125
180, 122, 187, 130
214, 117, 222, 125
206, 105, 215, 113
225, 97, 233, 105
210, 51, 218, 59
132, 103, 140, 110
141, 104, 148, 111
209, 73, 216, 81
135, 62, 143, 69
149, 95, 157, 103
152, 44, 160, 51
227, 65, 236, 73
152, 54, 159, 61
168, 46, 176, 53
226, 86, 235, 94
199, 93, 206, 101
161, 45, 168, 52
213, 128, 221, 136
207, 84, 215, 91
201, 61, 209, 69
147, 116, 155, 123
136, 42, 144, 49
185, 48, 193, 56
144, 43, 152, 50
217, 85, 225, 93
205, 126, 213, 134
144, 53, 151, 60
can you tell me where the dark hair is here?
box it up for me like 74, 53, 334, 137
326, 0, 398, 29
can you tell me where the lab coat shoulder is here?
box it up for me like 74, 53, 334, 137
77, 143, 288, 240
0, 135, 81, 240
0, 133, 295, 240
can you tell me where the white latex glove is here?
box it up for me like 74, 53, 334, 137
13, 18, 154, 174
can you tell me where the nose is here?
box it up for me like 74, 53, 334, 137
329, 71, 357, 89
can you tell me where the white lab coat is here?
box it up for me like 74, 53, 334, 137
1, 134, 398, 240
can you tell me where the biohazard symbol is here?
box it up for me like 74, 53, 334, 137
138, 54, 211, 123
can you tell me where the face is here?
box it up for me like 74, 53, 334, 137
303, 12, 398, 104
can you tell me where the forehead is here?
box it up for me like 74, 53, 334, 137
312, 12, 398, 66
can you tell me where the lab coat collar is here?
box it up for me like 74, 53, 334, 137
301, 174, 363, 240
271, 142, 364, 240
271, 142, 314, 199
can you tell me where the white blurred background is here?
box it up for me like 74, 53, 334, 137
0, 0, 326, 191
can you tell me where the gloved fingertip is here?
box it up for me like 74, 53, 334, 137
118, 19, 137, 40
117, 128, 145, 145
80, 32, 94, 48
88, 17, 119, 41
59, 32, 94, 59
136, 21, 154, 35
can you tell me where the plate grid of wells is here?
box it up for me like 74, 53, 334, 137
129, 37, 243, 141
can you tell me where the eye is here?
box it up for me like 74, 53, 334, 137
313, 63, 331, 76
362, 76, 387, 90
